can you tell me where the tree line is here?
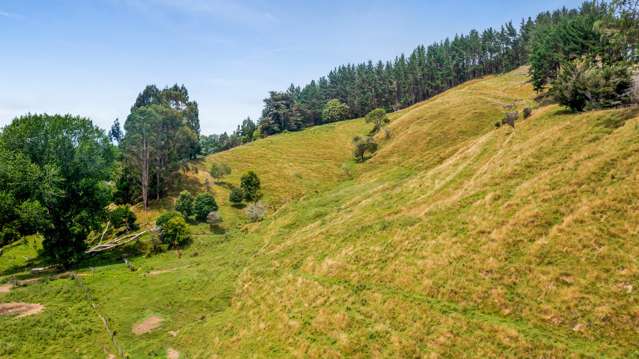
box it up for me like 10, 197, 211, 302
529, 1, 638, 111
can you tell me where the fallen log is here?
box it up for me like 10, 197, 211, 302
85, 230, 151, 254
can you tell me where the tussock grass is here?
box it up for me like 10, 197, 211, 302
2, 67, 638, 357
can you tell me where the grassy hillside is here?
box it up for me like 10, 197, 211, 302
2, 67, 639, 358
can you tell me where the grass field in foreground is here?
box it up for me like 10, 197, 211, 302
1, 67, 639, 358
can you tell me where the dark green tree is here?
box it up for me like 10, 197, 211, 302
108, 118, 123, 144
193, 192, 218, 222
240, 171, 262, 203
175, 190, 194, 218
229, 187, 244, 207
0, 114, 115, 264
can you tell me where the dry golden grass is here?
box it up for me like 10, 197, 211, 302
3, 67, 638, 358
205, 67, 639, 357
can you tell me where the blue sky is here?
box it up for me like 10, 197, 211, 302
0, 0, 583, 134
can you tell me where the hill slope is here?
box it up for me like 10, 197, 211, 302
1, 67, 638, 358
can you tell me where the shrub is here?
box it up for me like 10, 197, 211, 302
159, 215, 190, 248
502, 111, 519, 128
156, 211, 181, 228
210, 163, 231, 180
108, 205, 139, 232
365, 108, 390, 134
193, 192, 218, 222
229, 187, 244, 207
552, 59, 633, 112
207, 211, 223, 231
175, 191, 194, 218
352, 136, 378, 162
523, 107, 533, 119
246, 201, 267, 222
240, 171, 262, 203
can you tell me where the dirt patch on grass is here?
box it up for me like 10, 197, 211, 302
0, 303, 44, 317
167, 348, 180, 359
0, 284, 13, 293
132, 315, 163, 335
148, 269, 175, 276
17, 278, 41, 286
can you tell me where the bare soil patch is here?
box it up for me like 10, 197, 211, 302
0, 284, 13, 293
0, 302, 44, 317
148, 269, 175, 276
132, 315, 163, 335
167, 348, 180, 359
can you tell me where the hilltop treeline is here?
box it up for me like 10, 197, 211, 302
199, 1, 637, 151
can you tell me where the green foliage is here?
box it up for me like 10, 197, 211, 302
155, 211, 181, 228
175, 190, 194, 217
193, 192, 218, 222
322, 99, 350, 123
365, 108, 390, 134
0, 114, 114, 264
108, 118, 123, 143
199, 117, 257, 156
16, 200, 51, 235
210, 163, 232, 179
240, 171, 262, 203
252, 15, 534, 138
108, 205, 139, 232
229, 187, 244, 207
121, 85, 201, 207
259, 90, 305, 136
158, 214, 190, 248
352, 136, 378, 162
552, 59, 633, 112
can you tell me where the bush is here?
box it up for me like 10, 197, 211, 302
207, 211, 223, 231
175, 191, 194, 218
210, 163, 231, 180
229, 187, 244, 207
523, 107, 533, 119
240, 171, 262, 203
159, 215, 190, 248
365, 108, 390, 134
108, 205, 139, 232
502, 111, 519, 128
156, 211, 181, 228
552, 59, 633, 112
246, 201, 267, 222
352, 136, 378, 162
193, 192, 218, 222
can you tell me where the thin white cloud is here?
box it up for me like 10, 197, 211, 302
117, 0, 277, 25
0, 10, 23, 19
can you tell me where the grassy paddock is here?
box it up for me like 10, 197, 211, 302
2, 67, 639, 357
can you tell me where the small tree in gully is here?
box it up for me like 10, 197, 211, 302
240, 171, 262, 203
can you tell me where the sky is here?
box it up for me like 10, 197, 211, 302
0, 0, 584, 135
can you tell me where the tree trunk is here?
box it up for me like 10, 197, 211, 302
141, 138, 149, 211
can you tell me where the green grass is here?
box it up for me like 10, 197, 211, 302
2, 67, 639, 358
